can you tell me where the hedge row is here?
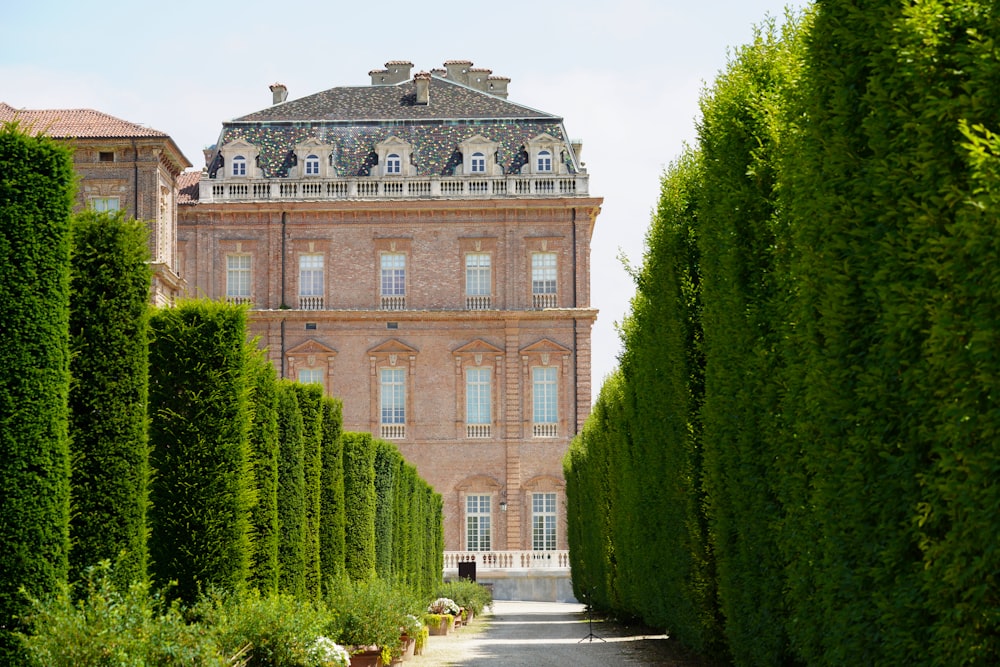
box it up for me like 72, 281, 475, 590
0, 123, 75, 665
567, 5, 1000, 666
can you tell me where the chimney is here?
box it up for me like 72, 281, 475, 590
269, 83, 288, 105
443, 60, 474, 86
487, 75, 510, 99
414, 71, 431, 105
383, 60, 414, 84
571, 140, 584, 163
369, 68, 389, 85
468, 67, 493, 92
203, 148, 215, 169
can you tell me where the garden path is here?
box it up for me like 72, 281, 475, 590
407, 600, 714, 666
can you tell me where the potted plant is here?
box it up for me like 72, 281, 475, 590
306, 636, 351, 667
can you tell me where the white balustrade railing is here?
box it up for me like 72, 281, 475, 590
466, 423, 491, 439
226, 295, 253, 306
532, 423, 558, 438
200, 173, 589, 203
380, 294, 406, 311
380, 423, 406, 440
532, 293, 558, 309
465, 295, 492, 310
444, 550, 570, 570
298, 295, 324, 310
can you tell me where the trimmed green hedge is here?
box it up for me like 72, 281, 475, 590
341, 431, 377, 582
319, 396, 346, 585
275, 380, 306, 597
0, 122, 75, 664
68, 210, 152, 589
292, 383, 324, 600
247, 351, 280, 595
147, 301, 253, 603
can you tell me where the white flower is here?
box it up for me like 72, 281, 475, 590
307, 636, 351, 667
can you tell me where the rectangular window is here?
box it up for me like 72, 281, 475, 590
466, 368, 491, 438
226, 254, 252, 302
466, 494, 492, 551
380, 367, 405, 438
531, 252, 557, 308
532, 366, 557, 437
532, 492, 557, 551
299, 254, 324, 309
98, 151, 114, 162
298, 369, 324, 386
90, 197, 120, 212
380, 253, 406, 310
465, 253, 491, 309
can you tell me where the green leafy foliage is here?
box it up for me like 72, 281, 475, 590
341, 432, 377, 582
276, 381, 306, 597
292, 383, 324, 600
0, 122, 74, 664
147, 301, 254, 604
248, 352, 281, 595
319, 397, 346, 586
67, 210, 152, 589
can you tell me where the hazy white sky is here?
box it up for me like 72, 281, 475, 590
2, 0, 802, 397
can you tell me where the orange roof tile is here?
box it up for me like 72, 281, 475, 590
0, 102, 169, 139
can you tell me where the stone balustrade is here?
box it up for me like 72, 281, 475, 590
200, 173, 589, 203
444, 550, 570, 571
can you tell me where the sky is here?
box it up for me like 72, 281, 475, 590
2, 0, 803, 399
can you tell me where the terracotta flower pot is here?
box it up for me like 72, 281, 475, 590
349, 647, 383, 667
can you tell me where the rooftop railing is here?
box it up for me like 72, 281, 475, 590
200, 173, 589, 203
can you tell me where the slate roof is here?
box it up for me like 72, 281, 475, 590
0, 103, 169, 139
208, 73, 575, 180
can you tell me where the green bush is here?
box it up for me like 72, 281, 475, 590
341, 432, 376, 582
319, 398, 345, 584
148, 301, 254, 604
325, 577, 420, 658
292, 383, 324, 600
434, 580, 492, 616
248, 352, 280, 595
196, 589, 327, 667
276, 381, 306, 597
20, 562, 225, 667
0, 122, 75, 664
68, 210, 152, 589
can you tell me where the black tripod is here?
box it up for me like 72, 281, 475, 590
578, 590, 606, 643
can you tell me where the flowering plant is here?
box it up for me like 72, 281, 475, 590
427, 597, 460, 615
400, 613, 423, 637
306, 636, 350, 667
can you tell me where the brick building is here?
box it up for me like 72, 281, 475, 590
178, 61, 601, 593
0, 103, 190, 306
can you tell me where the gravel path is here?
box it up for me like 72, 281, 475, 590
405, 601, 713, 666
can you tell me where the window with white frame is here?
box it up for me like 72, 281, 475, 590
380, 253, 406, 310
465, 253, 491, 309
466, 494, 492, 551
386, 153, 401, 174
380, 367, 406, 438
537, 150, 552, 172
305, 154, 320, 176
531, 252, 557, 308
298, 368, 324, 386
470, 152, 486, 173
466, 368, 491, 438
532, 492, 557, 551
226, 254, 252, 303
299, 254, 324, 309
90, 197, 120, 212
532, 366, 558, 437
232, 155, 247, 177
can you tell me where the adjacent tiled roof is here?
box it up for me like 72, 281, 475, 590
211, 75, 572, 179
177, 170, 201, 204
232, 77, 552, 123
0, 102, 169, 139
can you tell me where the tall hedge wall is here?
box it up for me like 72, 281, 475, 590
319, 396, 345, 585
0, 123, 74, 664
567, 3, 1000, 666
292, 383, 324, 599
276, 380, 306, 597
147, 301, 253, 604
68, 210, 152, 588
247, 351, 280, 595
341, 431, 377, 582
373, 438, 401, 579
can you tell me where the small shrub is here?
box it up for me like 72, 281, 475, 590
435, 580, 492, 615
19, 562, 225, 667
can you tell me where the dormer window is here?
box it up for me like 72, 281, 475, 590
305, 154, 320, 176
471, 152, 486, 173
386, 154, 402, 174
537, 150, 552, 173
232, 155, 247, 177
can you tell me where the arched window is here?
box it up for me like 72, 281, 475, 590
471, 152, 486, 173
386, 153, 401, 174
305, 154, 320, 176
232, 155, 247, 177
537, 150, 552, 173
